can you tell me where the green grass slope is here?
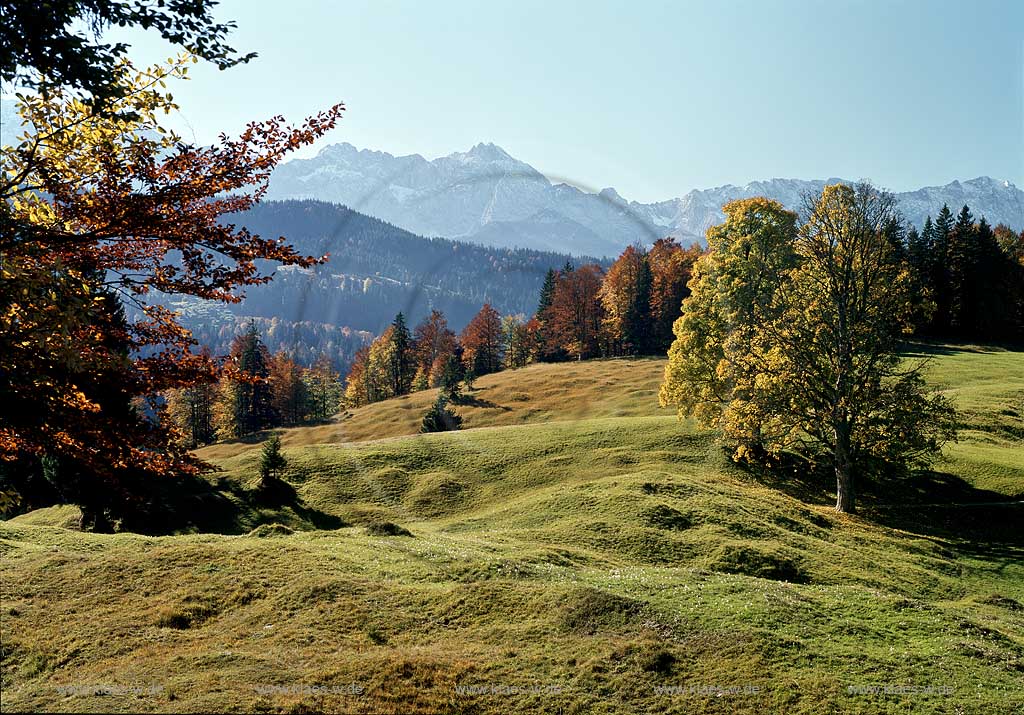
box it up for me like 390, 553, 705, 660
1, 345, 1022, 714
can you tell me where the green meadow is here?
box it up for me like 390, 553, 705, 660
2, 344, 1022, 714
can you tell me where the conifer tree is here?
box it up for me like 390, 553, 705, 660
930, 204, 955, 333
217, 323, 274, 436
438, 352, 465, 401
948, 205, 977, 335
388, 313, 414, 396
420, 394, 462, 433
536, 268, 563, 362
258, 435, 287, 488
304, 355, 343, 422
538, 268, 557, 315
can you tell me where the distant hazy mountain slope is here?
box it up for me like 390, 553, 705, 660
269, 140, 1024, 255
183, 200, 600, 337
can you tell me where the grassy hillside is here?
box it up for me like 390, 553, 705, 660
1, 345, 1022, 714
195, 357, 668, 461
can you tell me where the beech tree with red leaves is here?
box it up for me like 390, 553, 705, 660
0, 56, 343, 526
461, 303, 504, 376
547, 264, 605, 360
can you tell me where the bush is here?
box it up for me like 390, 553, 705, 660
420, 394, 462, 433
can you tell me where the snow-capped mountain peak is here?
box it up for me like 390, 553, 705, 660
267, 142, 1024, 257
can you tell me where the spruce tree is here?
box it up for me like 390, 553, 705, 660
538, 268, 557, 315
536, 268, 559, 361
231, 322, 274, 435
623, 255, 654, 354
258, 435, 287, 488
930, 205, 955, 334
420, 394, 462, 433
388, 313, 414, 396
438, 352, 465, 401
882, 215, 907, 261
948, 205, 977, 335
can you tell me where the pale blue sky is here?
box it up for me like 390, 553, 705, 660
112, 0, 1022, 202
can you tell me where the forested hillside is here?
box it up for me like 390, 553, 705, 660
219, 200, 603, 335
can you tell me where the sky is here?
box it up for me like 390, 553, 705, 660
105, 0, 1022, 202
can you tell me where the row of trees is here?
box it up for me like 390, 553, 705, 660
903, 206, 1023, 341
535, 239, 703, 360
343, 308, 516, 407
164, 325, 344, 448
339, 237, 702, 408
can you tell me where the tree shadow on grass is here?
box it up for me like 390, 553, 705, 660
119, 468, 345, 535
899, 339, 1023, 359
252, 476, 346, 530
739, 452, 1024, 567
859, 468, 1024, 563
453, 394, 512, 410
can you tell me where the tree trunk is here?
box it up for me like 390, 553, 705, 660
834, 421, 855, 513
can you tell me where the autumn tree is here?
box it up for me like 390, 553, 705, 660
648, 238, 700, 352
268, 352, 309, 426
343, 346, 371, 408
165, 348, 218, 448
1, 0, 255, 107
660, 197, 800, 459
661, 186, 956, 514
994, 224, 1024, 267
367, 326, 400, 402
502, 314, 536, 368
461, 303, 503, 375
780, 184, 956, 512
0, 56, 341, 523
412, 309, 457, 384
548, 264, 604, 360
598, 244, 653, 355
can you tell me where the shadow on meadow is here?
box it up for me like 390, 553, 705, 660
739, 451, 1024, 568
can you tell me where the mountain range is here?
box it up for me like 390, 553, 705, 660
268, 141, 1024, 256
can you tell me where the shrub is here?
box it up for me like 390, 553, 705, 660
420, 394, 462, 433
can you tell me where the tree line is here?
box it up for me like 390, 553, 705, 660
338, 237, 704, 409
163, 323, 344, 449
904, 205, 1023, 341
